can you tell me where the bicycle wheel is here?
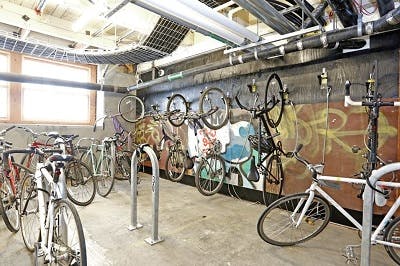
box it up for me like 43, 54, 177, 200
65, 160, 96, 206
257, 192, 331, 246
167, 94, 188, 127
199, 87, 229, 130
262, 154, 284, 205
52, 199, 87, 266
115, 151, 132, 181
20, 173, 40, 251
118, 94, 145, 123
96, 154, 115, 197
165, 149, 186, 182
265, 73, 284, 128
195, 154, 225, 196
384, 216, 400, 264
0, 173, 20, 232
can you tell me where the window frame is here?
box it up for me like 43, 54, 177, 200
0, 51, 10, 121
2, 51, 96, 125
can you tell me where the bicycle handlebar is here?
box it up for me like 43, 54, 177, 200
344, 80, 400, 107
0, 125, 16, 136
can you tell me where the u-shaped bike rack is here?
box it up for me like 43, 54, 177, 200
128, 144, 164, 245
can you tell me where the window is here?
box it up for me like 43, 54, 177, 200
21, 57, 94, 124
0, 53, 9, 119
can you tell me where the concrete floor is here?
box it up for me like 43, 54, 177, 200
0, 173, 395, 266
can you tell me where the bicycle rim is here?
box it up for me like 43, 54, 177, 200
115, 152, 132, 181
20, 174, 40, 251
262, 154, 284, 206
199, 87, 229, 130
52, 199, 87, 266
384, 216, 400, 264
65, 160, 96, 206
265, 73, 284, 128
118, 95, 145, 123
167, 94, 188, 127
165, 150, 186, 182
96, 155, 115, 197
0, 174, 20, 232
195, 155, 225, 196
257, 193, 331, 246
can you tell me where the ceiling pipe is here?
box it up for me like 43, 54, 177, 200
127, 6, 400, 91
130, 0, 259, 45
328, 0, 358, 27
233, 0, 298, 34
376, 0, 395, 16
303, 1, 329, 28
0, 72, 126, 93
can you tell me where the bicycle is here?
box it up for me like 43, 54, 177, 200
118, 93, 145, 123
257, 77, 400, 264
166, 87, 229, 130
149, 104, 189, 182
19, 148, 87, 265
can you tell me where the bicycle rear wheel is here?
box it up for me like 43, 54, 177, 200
19, 173, 40, 251
167, 94, 188, 127
265, 73, 283, 128
165, 150, 186, 182
0, 173, 20, 232
195, 154, 225, 196
118, 94, 145, 123
384, 216, 400, 264
262, 154, 284, 205
257, 192, 330, 246
65, 160, 96, 206
52, 199, 87, 266
96, 154, 115, 197
199, 87, 229, 130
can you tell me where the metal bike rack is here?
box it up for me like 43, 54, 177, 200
361, 162, 400, 266
128, 144, 164, 245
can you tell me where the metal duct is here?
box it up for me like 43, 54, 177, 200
233, 0, 297, 34
128, 6, 400, 91
130, 0, 259, 45
0, 72, 126, 93
328, 0, 358, 27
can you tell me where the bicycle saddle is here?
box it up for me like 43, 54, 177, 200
247, 156, 260, 182
48, 154, 74, 163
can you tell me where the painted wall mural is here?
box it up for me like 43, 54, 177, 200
133, 99, 398, 213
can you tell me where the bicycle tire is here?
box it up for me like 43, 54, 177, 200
52, 199, 87, 266
165, 150, 186, 182
195, 154, 225, 196
65, 160, 96, 206
96, 154, 115, 197
0, 173, 20, 232
118, 94, 145, 123
262, 154, 284, 206
199, 87, 229, 130
20, 173, 40, 252
265, 73, 284, 128
384, 216, 400, 264
115, 151, 132, 182
257, 192, 331, 246
167, 94, 188, 127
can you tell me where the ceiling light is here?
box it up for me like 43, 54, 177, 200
22, 15, 30, 21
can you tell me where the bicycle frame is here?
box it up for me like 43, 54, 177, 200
294, 173, 400, 249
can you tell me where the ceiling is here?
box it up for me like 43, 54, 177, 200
0, 0, 395, 66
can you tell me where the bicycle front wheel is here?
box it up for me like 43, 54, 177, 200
165, 150, 186, 182
118, 94, 145, 123
257, 192, 331, 246
195, 154, 225, 196
0, 173, 20, 232
384, 216, 400, 264
115, 151, 132, 182
96, 155, 115, 197
265, 73, 283, 128
20, 174, 40, 251
52, 199, 87, 266
167, 94, 188, 127
65, 160, 96, 206
199, 87, 229, 130
262, 154, 284, 205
